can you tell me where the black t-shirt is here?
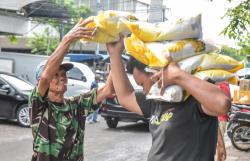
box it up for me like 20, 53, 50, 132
136, 92, 218, 161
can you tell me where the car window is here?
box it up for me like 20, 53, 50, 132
67, 67, 86, 81
0, 78, 7, 88
0, 74, 33, 91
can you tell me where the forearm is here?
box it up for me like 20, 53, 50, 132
217, 127, 225, 147
42, 37, 72, 80
96, 84, 113, 103
174, 70, 230, 116
217, 127, 227, 161
109, 54, 134, 101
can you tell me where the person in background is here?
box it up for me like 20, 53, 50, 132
217, 128, 227, 161
106, 36, 231, 161
87, 75, 100, 123
217, 82, 231, 135
29, 18, 114, 161
216, 81, 231, 161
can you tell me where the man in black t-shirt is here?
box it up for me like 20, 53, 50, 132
106, 37, 231, 161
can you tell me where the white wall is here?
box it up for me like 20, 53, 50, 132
0, 15, 28, 35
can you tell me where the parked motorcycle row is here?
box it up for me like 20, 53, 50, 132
227, 104, 250, 151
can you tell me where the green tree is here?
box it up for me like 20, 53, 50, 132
51, 0, 93, 35
27, 0, 92, 55
219, 46, 245, 61
7, 35, 18, 44
27, 27, 59, 55
222, 0, 250, 56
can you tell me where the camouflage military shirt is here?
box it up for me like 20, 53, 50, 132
29, 87, 97, 161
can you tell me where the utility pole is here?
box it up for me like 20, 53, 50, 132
94, 0, 102, 72
59, 0, 64, 41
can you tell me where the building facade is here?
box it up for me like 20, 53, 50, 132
0, 0, 167, 53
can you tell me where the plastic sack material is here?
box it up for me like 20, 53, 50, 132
124, 14, 202, 42
124, 36, 218, 68
147, 69, 238, 103
80, 10, 137, 43
146, 54, 242, 103
178, 53, 244, 74
147, 84, 183, 102
194, 69, 238, 85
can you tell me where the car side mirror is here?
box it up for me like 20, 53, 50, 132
0, 84, 11, 94
81, 76, 87, 82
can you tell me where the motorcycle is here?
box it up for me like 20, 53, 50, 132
227, 104, 250, 151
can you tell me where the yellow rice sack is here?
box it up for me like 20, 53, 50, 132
194, 69, 238, 84
80, 10, 137, 43
198, 53, 244, 73
124, 14, 202, 42
179, 53, 244, 74
124, 35, 218, 68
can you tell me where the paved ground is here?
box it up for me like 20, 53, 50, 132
0, 118, 249, 161
224, 135, 250, 161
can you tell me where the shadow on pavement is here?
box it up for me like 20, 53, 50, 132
106, 122, 149, 132
0, 119, 20, 127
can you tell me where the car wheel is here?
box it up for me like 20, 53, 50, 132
16, 104, 30, 127
106, 117, 118, 128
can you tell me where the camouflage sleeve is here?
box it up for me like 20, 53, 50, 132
74, 88, 98, 112
28, 86, 47, 125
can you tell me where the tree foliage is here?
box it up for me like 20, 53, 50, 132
222, 0, 250, 56
27, 27, 59, 55
50, 0, 93, 36
27, 0, 92, 55
222, 0, 249, 41
7, 35, 18, 44
219, 46, 246, 61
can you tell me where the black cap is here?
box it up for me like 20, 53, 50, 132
60, 62, 74, 72
36, 62, 74, 81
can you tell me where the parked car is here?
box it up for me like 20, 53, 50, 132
235, 68, 250, 79
0, 72, 34, 127
66, 62, 95, 96
100, 74, 148, 128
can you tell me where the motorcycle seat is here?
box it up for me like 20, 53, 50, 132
232, 104, 250, 111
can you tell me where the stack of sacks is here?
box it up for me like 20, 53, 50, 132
80, 11, 243, 102
80, 10, 137, 43
147, 53, 242, 102
80, 11, 202, 44
124, 35, 217, 68
123, 15, 243, 102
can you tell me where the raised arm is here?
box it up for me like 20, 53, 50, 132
151, 60, 231, 116
96, 73, 115, 103
106, 38, 143, 115
38, 18, 95, 96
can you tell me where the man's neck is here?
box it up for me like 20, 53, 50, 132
48, 91, 64, 103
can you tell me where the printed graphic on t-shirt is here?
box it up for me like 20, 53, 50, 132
150, 111, 173, 125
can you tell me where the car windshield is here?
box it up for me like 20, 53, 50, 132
0, 74, 33, 91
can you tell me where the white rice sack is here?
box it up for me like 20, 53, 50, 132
146, 83, 183, 102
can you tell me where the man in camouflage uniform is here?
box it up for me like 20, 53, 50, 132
29, 18, 114, 161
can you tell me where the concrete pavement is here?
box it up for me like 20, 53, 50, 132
0, 118, 249, 161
